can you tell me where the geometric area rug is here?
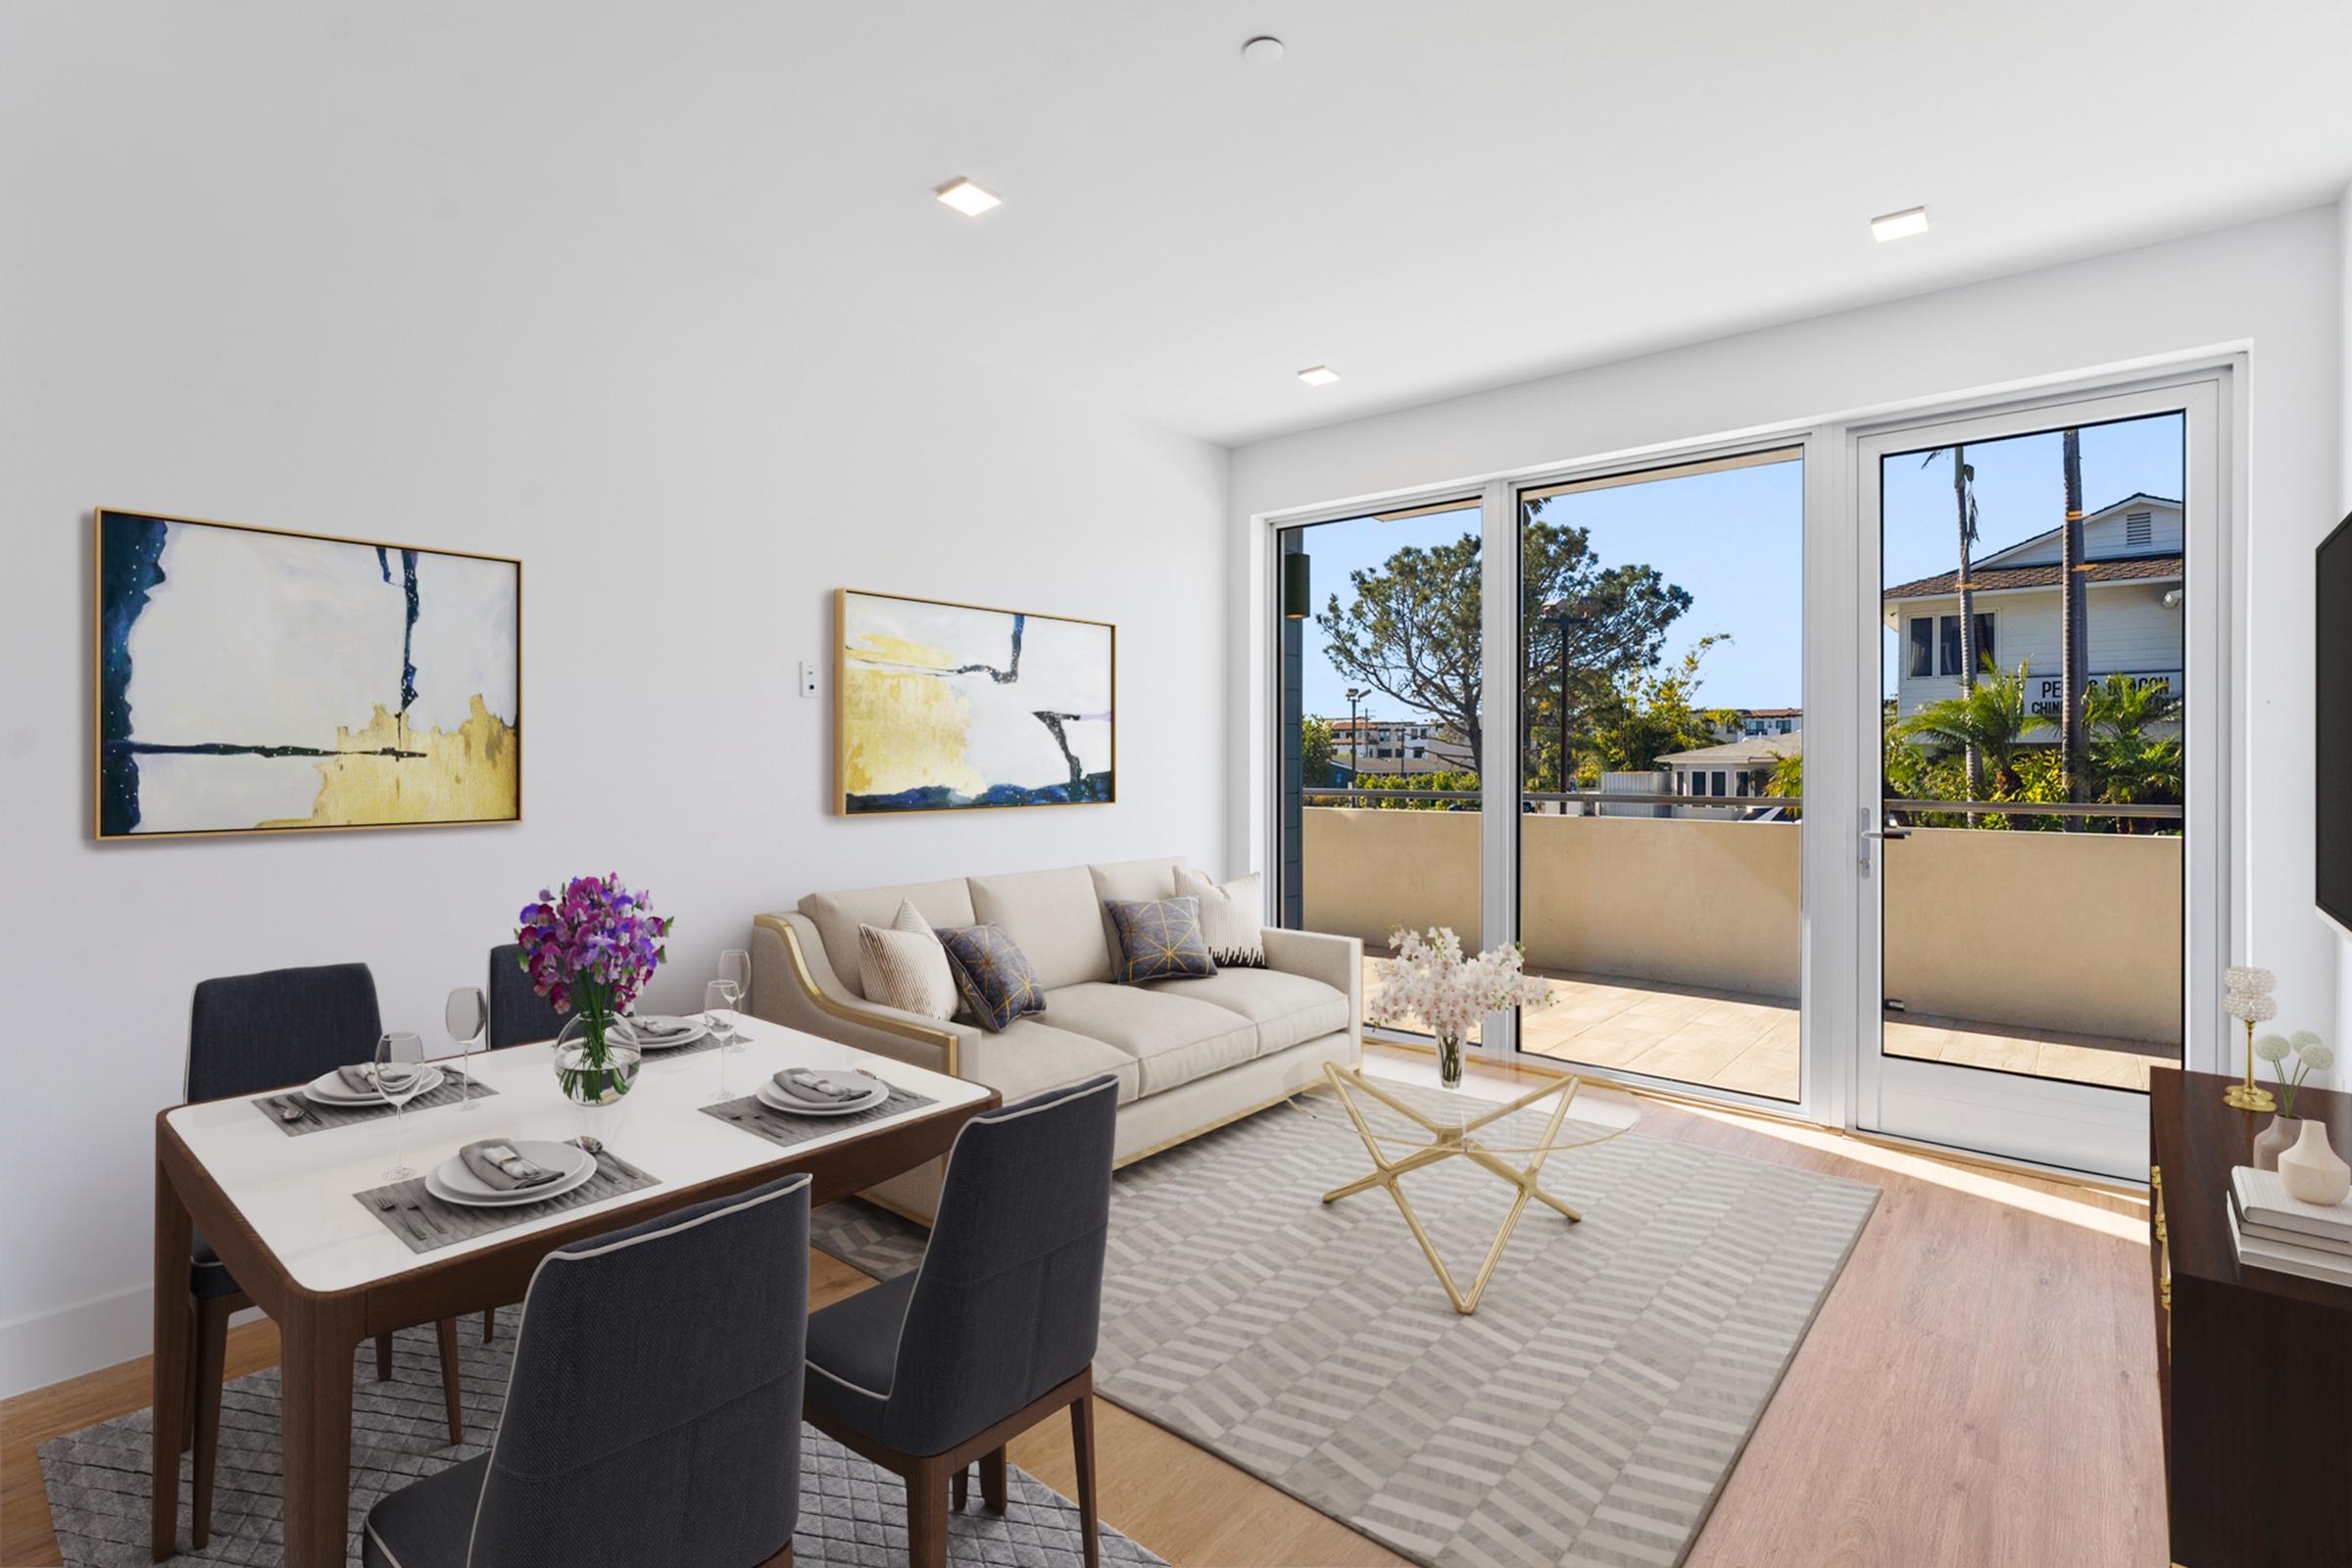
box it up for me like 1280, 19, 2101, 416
39, 1303, 1164, 1568
812, 1081, 1881, 1568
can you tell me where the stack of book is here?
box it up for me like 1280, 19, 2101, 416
2228, 1165, 2352, 1286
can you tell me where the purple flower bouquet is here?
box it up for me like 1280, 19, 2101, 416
515, 874, 670, 1105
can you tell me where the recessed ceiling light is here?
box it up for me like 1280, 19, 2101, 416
1297, 365, 1341, 386
1871, 206, 1930, 243
1242, 35, 1285, 63
935, 177, 1002, 218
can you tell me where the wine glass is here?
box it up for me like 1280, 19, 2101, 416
444, 987, 487, 1111
374, 1031, 428, 1180
704, 980, 738, 1103
718, 949, 751, 1051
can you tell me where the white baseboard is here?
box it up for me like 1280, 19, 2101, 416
0, 1286, 266, 1401
1, 1281, 156, 1400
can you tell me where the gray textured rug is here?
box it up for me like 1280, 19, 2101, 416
39, 1305, 1160, 1568
811, 1082, 1880, 1568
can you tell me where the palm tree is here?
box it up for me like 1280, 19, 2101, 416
2084, 674, 2183, 831
1920, 446, 1982, 793
1901, 662, 2050, 800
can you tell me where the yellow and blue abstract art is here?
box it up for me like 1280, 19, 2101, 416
96, 510, 520, 839
836, 589, 1113, 814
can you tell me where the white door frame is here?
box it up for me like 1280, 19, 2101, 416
1846, 368, 2233, 1178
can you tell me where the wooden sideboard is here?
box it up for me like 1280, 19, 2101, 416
2148, 1067, 2352, 1567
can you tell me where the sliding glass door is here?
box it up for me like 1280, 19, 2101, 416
1268, 365, 2228, 1176
1514, 450, 1805, 1102
1854, 378, 2223, 1178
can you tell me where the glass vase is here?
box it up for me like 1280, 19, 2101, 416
1435, 1033, 1465, 1090
553, 1011, 642, 1146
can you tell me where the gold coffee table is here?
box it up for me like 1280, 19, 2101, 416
1311, 1062, 1633, 1314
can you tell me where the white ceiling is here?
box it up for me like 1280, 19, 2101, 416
25, 1, 2352, 447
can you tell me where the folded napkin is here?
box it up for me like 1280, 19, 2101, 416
336, 1064, 380, 1094
772, 1067, 869, 1105
623, 1015, 690, 1038
459, 1139, 563, 1191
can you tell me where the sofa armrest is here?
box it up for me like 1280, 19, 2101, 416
1260, 926, 1362, 1047
750, 912, 970, 1077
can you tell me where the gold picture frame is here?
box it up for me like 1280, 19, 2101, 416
93, 507, 523, 841
834, 588, 1116, 815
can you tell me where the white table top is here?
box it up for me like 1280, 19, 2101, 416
164, 1015, 987, 1294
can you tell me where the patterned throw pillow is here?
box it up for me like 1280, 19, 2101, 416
1174, 867, 1266, 968
1104, 897, 1218, 984
932, 922, 1047, 1032
858, 899, 959, 1021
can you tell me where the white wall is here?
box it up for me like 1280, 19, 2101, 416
0, 37, 1228, 1393
1230, 204, 2345, 1075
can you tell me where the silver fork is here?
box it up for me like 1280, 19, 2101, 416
374, 1194, 428, 1242
401, 1197, 447, 1236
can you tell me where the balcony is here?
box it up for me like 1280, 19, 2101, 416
1310, 804, 2181, 1099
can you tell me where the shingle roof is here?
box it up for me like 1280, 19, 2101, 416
1883, 554, 2182, 601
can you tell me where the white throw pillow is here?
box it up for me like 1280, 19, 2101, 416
1174, 867, 1266, 968
858, 899, 959, 1020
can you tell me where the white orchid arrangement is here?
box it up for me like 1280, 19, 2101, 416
1367, 927, 1557, 1048
2254, 1030, 2336, 1119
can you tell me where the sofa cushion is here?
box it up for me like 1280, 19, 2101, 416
801, 878, 976, 1000
1104, 897, 1216, 984
1042, 982, 1257, 1097
968, 865, 1111, 990
934, 923, 1048, 1032
1087, 858, 1185, 976
1175, 867, 1266, 968
1150, 967, 1349, 1056
957, 1018, 1140, 1104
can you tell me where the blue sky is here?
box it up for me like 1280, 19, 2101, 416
1294, 410, 2184, 727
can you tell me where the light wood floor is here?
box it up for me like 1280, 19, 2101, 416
2, 1049, 2167, 1568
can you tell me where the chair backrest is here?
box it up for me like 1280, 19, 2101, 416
881, 1075, 1118, 1454
467, 1172, 810, 1568
185, 962, 383, 1102
488, 942, 565, 1049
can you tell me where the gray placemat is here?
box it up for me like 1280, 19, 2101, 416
254, 1070, 499, 1135
701, 1081, 938, 1150
353, 1148, 658, 1253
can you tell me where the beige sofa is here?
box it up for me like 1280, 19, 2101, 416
750, 857, 1361, 1221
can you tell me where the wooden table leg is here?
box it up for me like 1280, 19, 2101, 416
151, 1156, 194, 1560
279, 1298, 365, 1568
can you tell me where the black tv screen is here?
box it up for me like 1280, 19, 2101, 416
2320, 511, 2352, 932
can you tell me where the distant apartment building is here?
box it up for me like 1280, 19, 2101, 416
1330, 716, 1474, 775
1724, 707, 1801, 739
1883, 492, 2183, 726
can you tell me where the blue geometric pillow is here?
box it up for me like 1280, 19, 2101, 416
932, 923, 1047, 1033
1103, 897, 1217, 984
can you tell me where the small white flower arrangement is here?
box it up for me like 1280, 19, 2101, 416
2253, 1030, 2336, 1119
1367, 926, 1556, 1085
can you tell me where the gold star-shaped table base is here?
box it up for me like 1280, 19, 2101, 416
1318, 1062, 1595, 1315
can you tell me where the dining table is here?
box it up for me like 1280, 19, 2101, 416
149, 1012, 996, 1565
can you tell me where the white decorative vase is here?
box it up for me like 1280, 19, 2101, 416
2277, 1118, 2351, 1207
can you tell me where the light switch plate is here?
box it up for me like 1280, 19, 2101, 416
798, 661, 818, 699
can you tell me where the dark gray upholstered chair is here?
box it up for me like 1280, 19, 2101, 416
804, 1075, 1119, 1568
181, 963, 470, 1548
360, 1172, 812, 1568
488, 941, 565, 1049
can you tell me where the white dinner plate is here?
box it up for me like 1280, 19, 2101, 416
424, 1140, 596, 1207
756, 1074, 890, 1117
303, 1064, 446, 1106
611, 1014, 709, 1052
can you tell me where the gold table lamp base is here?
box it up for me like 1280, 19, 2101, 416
2223, 1081, 2277, 1113
1318, 1063, 1588, 1315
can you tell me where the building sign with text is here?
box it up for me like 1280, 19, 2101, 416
2023, 670, 2181, 720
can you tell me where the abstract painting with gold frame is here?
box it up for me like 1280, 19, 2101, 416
836, 589, 1113, 814
95, 509, 521, 839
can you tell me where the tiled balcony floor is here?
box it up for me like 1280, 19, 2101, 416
1361, 961, 2176, 1102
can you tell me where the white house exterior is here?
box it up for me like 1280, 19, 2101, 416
1883, 492, 2184, 728
1656, 730, 1801, 819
